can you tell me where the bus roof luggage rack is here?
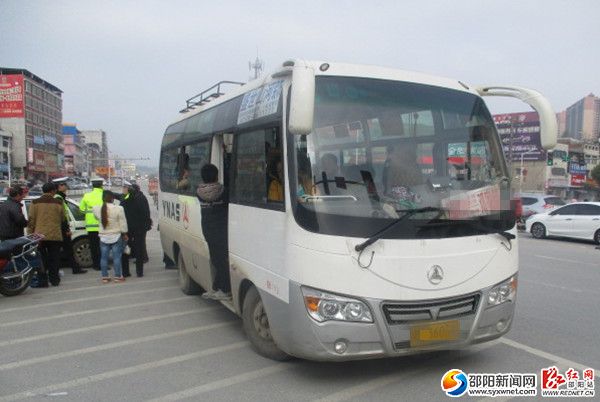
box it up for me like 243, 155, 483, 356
180, 80, 245, 113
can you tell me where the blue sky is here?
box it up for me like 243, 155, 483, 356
1, 0, 598, 166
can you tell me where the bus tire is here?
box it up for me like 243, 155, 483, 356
242, 286, 290, 361
178, 253, 202, 295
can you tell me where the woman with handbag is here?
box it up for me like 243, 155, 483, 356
93, 191, 128, 283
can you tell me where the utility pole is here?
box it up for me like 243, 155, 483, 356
519, 150, 537, 194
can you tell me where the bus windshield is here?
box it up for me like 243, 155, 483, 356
291, 76, 513, 239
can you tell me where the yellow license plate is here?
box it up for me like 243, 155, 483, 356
410, 320, 460, 347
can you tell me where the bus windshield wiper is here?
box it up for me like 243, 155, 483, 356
355, 207, 442, 252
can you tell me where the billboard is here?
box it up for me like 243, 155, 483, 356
0, 74, 25, 118
493, 112, 546, 162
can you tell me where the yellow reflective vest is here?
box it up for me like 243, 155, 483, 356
54, 193, 71, 222
79, 187, 103, 232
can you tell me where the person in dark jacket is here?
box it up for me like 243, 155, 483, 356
27, 182, 64, 287
121, 182, 151, 277
0, 185, 28, 240
197, 164, 231, 300
53, 177, 87, 274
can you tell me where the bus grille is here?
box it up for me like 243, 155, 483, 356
382, 294, 480, 325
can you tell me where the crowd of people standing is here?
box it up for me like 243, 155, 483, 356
0, 178, 152, 288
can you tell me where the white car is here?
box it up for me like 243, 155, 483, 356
525, 202, 600, 244
1, 196, 92, 267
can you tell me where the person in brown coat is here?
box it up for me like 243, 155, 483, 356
27, 182, 64, 287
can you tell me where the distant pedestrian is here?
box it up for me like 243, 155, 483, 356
79, 178, 104, 270
27, 182, 64, 287
53, 177, 87, 274
122, 183, 151, 277
0, 185, 28, 241
93, 191, 128, 283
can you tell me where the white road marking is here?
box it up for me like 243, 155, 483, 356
147, 364, 290, 402
0, 321, 236, 371
44, 277, 175, 294
0, 342, 248, 402
0, 307, 216, 347
312, 341, 499, 402
0, 285, 178, 314
519, 278, 588, 294
58, 270, 175, 285
533, 254, 597, 267
0, 296, 191, 328
500, 338, 597, 372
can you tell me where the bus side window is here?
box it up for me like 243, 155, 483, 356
232, 127, 284, 209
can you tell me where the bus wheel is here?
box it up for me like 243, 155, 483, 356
242, 286, 290, 361
177, 253, 202, 295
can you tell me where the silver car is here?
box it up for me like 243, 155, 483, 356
517, 192, 566, 218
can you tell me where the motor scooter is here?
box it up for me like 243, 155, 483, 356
0, 233, 44, 297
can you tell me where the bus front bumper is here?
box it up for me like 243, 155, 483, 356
262, 281, 515, 361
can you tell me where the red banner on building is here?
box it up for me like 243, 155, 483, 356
0, 74, 25, 118
570, 174, 586, 187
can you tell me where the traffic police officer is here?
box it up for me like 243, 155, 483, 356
53, 177, 87, 274
79, 177, 104, 270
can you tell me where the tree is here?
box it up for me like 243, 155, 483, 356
591, 164, 600, 186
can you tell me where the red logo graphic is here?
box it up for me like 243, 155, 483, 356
541, 366, 566, 389
182, 202, 190, 229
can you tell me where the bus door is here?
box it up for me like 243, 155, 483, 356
228, 127, 287, 296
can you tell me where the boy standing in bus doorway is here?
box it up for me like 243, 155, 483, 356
197, 163, 231, 300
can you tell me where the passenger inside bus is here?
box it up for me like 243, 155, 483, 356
383, 145, 423, 206
267, 159, 284, 202
176, 148, 190, 190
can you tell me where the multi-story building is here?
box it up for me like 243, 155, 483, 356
0, 68, 64, 182
63, 123, 93, 177
564, 93, 600, 142
80, 129, 108, 174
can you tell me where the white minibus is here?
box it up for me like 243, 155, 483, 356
159, 60, 557, 361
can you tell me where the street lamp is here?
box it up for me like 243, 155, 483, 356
519, 149, 537, 194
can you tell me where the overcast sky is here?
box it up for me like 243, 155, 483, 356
1, 0, 599, 167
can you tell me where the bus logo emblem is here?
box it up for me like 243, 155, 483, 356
427, 265, 444, 285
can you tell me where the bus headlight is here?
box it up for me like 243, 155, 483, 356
487, 275, 517, 307
301, 286, 373, 323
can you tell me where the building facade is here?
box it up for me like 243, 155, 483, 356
564, 93, 600, 142
0, 68, 64, 182
79, 129, 108, 175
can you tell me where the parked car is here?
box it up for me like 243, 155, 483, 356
525, 202, 600, 244
27, 185, 43, 197
517, 192, 566, 218
0, 195, 92, 268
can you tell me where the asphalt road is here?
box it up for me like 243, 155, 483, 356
0, 212, 598, 401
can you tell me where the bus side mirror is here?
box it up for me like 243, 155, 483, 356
475, 86, 558, 150
288, 64, 315, 136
